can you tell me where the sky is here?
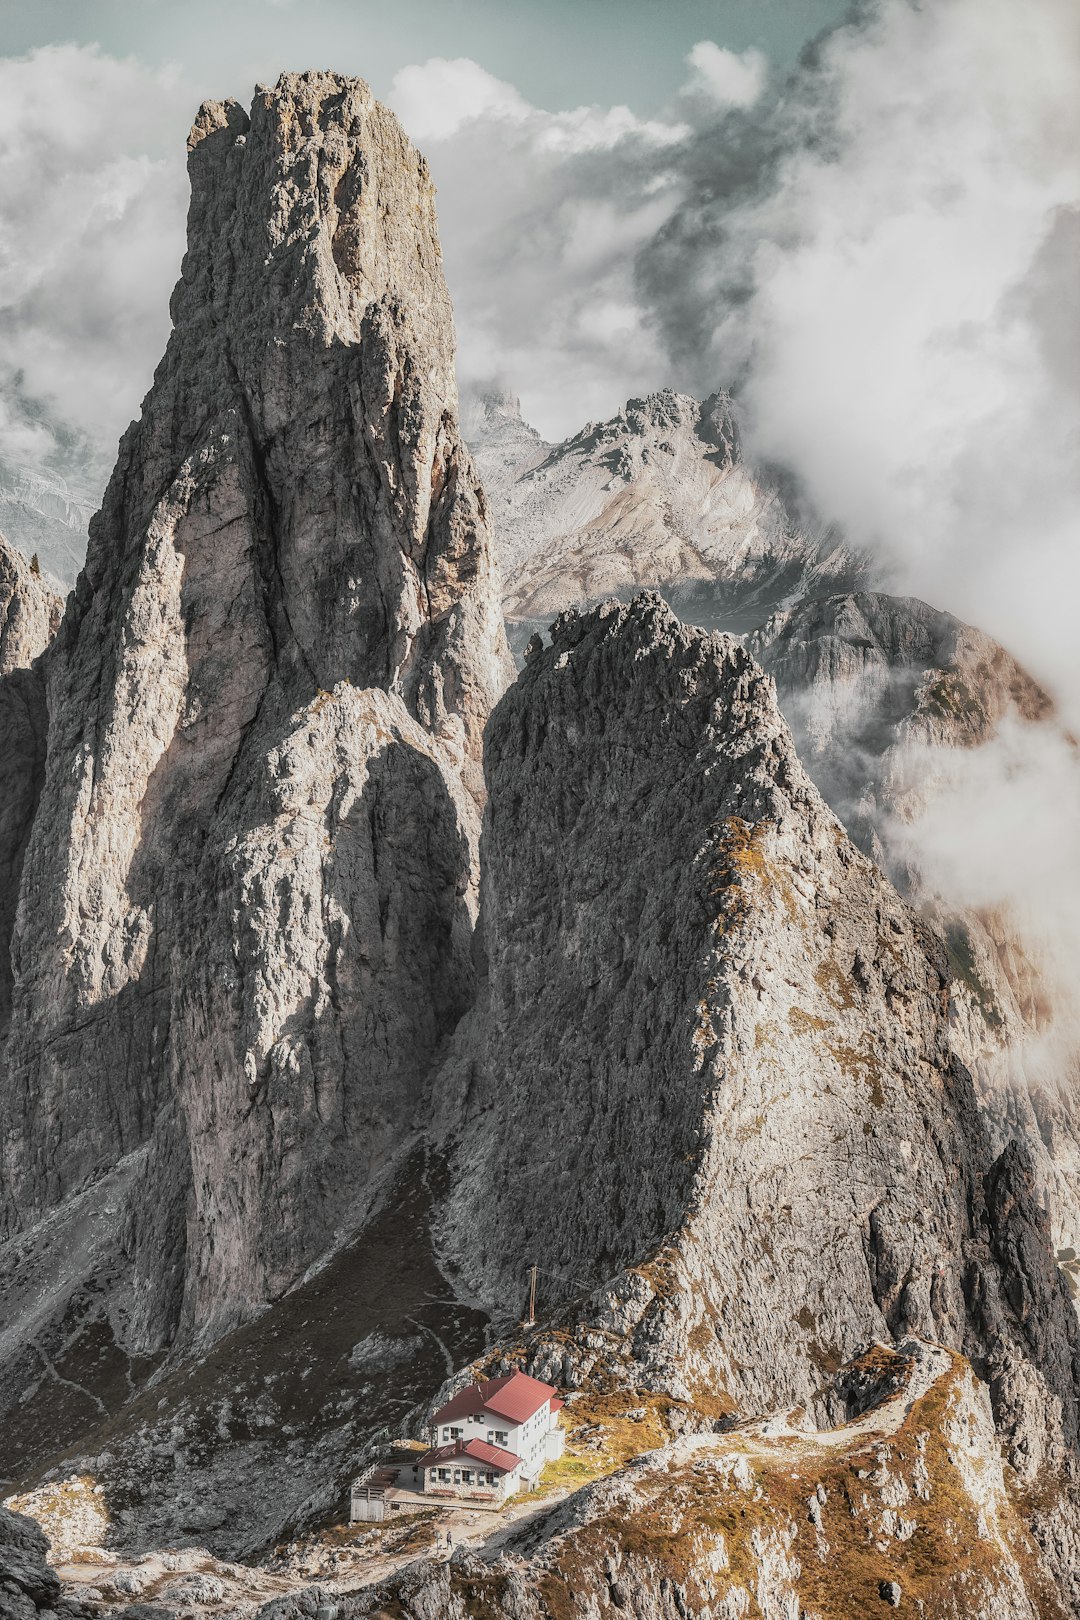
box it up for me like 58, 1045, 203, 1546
0, 0, 1077, 713
0, 1, 850, 120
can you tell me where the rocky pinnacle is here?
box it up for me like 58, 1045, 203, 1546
0, 73, 510, 1348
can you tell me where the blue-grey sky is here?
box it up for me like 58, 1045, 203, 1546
2, 0, 852, 121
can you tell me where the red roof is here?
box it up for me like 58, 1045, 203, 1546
432, 1371, 557, 1428
417, 1437, 521, 1475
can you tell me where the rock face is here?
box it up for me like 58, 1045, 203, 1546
435, 595, 1079, 1592
0, 451, 99, 590
0, 536, 61, 679
0, 536, 60, 1035
0, 1505, 62, 1620
750, 591, 1080, 1266
464, 387, 863, 649
339, 1343, 1060, 1620
0, 72, 510, 1363
2, 77, 1078, 1620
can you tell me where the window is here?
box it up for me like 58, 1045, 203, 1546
494, 1430, 508, 1445
438, 1469, 450, 1482
449, 1426, 463, 1440
461, 1470, 473, 1484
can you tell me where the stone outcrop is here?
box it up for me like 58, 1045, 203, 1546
0, 72, 510, 1363
332, 1343, 1061, 1620
434, 594, 1079, 1594
0, 1506, 62, 1620
0, 535, 60, 679
464, 387, 863, 651
750, 591, 1080, 1264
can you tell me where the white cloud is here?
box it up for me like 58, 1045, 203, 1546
0, 45, 188, 481
640, 0, 1080, 721
386, 57, 699, 438
684, 41, 766, 109
887, 720, 1080, 1042
388, 58, 531, 143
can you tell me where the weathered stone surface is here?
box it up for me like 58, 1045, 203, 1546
0, 73, 509, 1358
0, 536, 61, 678
317, 1344, 1056, 1620
750, 590, 1080, 1269
464, 387, 864, 651
0, 1507, 60, 1614
434, 593, 1079, 1596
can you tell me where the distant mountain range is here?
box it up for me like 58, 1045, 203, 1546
463, 384, 867, 655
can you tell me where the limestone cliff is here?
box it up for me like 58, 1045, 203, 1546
464, 387, 864, 651
750, 592, 1080, 1271
0, 72, 510, 1364
433, 594, 1079, 1599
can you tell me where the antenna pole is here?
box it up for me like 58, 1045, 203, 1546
527, 1263, 537, 1326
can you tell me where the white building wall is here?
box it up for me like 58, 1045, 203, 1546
432, 1397, 561, 1486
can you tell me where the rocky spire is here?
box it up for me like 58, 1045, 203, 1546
0, 73, 510, 1347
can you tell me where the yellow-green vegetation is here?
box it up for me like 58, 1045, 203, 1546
706, 815, 769, 933
827, 1037, 886, 1109
536, 1388, 710, 1500
814, 957, 860, 1011
442, 1347, 1064, 1620
707, 815, 803, 933
787, 1006, 832, 1035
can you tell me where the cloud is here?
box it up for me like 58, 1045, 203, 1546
385, 55, 707, 439
636, 0, 1080, 724
683, 42, 766, 109
886, 721, 1080, 1047
388, 58, 532, 143
0, 45, 188, 485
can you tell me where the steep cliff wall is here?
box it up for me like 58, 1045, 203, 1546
750, 591, 1080, 1268
0, 72, 509, 1352
435, 596, 1079, 1586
